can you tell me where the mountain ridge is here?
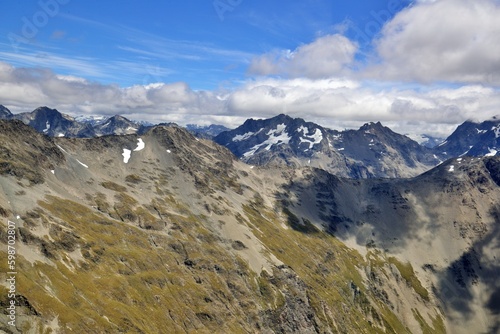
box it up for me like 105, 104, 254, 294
0, 119, 499, 332
214, 114, 441, 178
3, 104, 500, 178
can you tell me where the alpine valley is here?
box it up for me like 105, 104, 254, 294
1, 105, 500, 334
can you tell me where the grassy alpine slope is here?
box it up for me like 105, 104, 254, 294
0, 120, 498, 333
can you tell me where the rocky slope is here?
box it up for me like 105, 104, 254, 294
280, 156, 500, 334
0, 119, 499, 333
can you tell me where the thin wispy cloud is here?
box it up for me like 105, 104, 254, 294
0, 51, 104, 78
62, 14, 255, 62
116, 45, 202, 61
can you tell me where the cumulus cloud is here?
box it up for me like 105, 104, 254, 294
1, 60, 500, 138
0, 62, 225, 120
248, 34, 358, 78
370, 0, 500, 85
225, 78, 500, 130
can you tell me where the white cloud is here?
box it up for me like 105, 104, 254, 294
225, 78, 500, 131
1, 61, 500, 139
370, 0, 500, 85
0, 62, 224, 119
248, 34, 358, 78
0, 51, 105, 78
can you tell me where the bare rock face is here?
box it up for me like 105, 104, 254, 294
261, 265, 321, 334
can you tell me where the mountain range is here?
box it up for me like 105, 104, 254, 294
3, 105, 500, 179
185, 124, 231, 139
214, 113, 500, 178
0, 117, 499, 333
0, 106, 150, 138
0, 106, 229, 141
215, 114, 442, 178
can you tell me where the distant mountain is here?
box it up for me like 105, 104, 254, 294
8, 106, 96, 138
74, 114, 107, 126
434, 118, 500, 158
0, 105, 12, 118
0, 106, 151, 138
185, 124, 231, 139
215, 113, 328, 158
4, 104, 500, 177
406, 133, 446, 148
215, 114, 440, 178
93, 115, 146, 136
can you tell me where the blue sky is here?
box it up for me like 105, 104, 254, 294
1, 0, 409, 88
1, 0, 499, 137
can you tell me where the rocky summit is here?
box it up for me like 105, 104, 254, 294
1, 117, 500, 333
433, 117, 500, 159
0, 106, 151, 139
214, 114, 441, 178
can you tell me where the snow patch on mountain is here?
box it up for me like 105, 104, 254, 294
298, 127, 323, 149
233, 132, 255, 142
76, 159, 88, 168
297, 126, 308, 134
56, 145, 68, 153
122, 149, 132, 163
437, 140, 447, 147
263, 124, 291, 149
75, 115, 106, 124
134, 138, 145, 151
485, 148, 498, 157
243, 124, 291, 158
492, 125, 500, 138
43, 121, 50, 133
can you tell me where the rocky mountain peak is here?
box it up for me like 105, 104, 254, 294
32, 106, 62, 117
360, 121, 384, 131
109, 114, 130, 122
214, 114, 331, 171
216, 115, 440, 178
0, 105, 12, 118
92, 115, 141, 136
435, 118, 500, 158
